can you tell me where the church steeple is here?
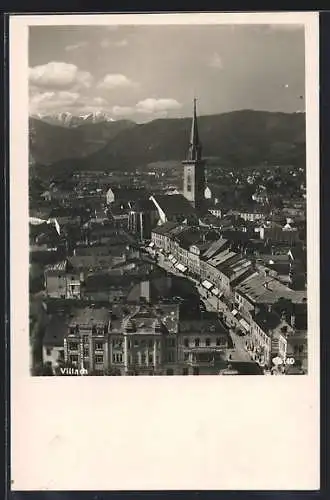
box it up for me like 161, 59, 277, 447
182, 98, 206, 213
187, 98, 202, 161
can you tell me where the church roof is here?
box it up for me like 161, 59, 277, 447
152, 194, 195, 215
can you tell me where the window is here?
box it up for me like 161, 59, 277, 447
46, 348, 51, 356
95, 355, 104, 364
182, 367, 189, 375
69, 355, 78, 364
166, 369, 174, 375
195, 338, 200, 347
167, 338, 176, 347
95, 343, 103, 351
167, 351, 174, 362
148, 354, 153, 364
184, 352, 189, 361
68, 342, 78, 351
193, 367, 199, 375
141, 354, 146, 365
83, 335, 89, 344
205, 338, 211, 347
216, 337, 221, 346
184, 338, 189, 347
113, 353, 122, 363
148, 339, 153, 348
134, 339, 139, 347
83, 348, 89, 357
186, 173, 192, 192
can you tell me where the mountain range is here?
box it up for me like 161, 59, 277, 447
30, 111, 116, 127
29, 117, 135, 166
30, 110, 306, 179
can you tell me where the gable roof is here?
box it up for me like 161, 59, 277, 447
151, 194, 195, 215
202, 238, 229, 260
151, 221, 180, 235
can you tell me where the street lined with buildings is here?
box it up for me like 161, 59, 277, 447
30, 99, 307, 377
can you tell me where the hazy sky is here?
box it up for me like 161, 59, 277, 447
29, 24, 305, 121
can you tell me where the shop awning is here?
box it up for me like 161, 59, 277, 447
172, 258, 178, 265
168, 254, 174, 261
176, 263, 187, 273
231, 309, 238, 316
239, 318, 250, 332
202, 280, 213, 290
211, 287, 220, 296
149, 241, 155, 248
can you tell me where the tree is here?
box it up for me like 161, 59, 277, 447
273, 298, 294, 320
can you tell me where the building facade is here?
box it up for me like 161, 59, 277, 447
44, 259, 83, 299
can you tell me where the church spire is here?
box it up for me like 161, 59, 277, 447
187, 98, 202, 161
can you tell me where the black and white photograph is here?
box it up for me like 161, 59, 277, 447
27, 20, 310, 377
10, 12, 320, 492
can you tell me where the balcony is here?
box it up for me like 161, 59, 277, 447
184, 350, 226, 367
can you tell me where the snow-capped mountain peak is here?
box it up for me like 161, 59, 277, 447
30, 111, 116, 127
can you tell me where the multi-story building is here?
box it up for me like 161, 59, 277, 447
43, 302, 233, 376
200, 249, 252, 299
64, 307, 111, 375
44, 259, 83, 299
234, 271, 307, 317
247, 308, 294, 369
177, 314, 230, 375
151, 221, 180, 252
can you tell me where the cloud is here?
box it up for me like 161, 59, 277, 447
97, 73, 137, 90
100, 38, 128, 48
208, 52, 223, 70
110, 99, 182, 119
30, 90, 81, 113
29, 90, 109, 115
91, 96, 108, 106
112, 105, 134, 116
136, 98, 182, 114
65, 41, 88, 52
29, 62, 93, 90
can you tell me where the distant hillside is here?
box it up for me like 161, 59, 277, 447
29, 117, 136, 165
30, 110, 305, 179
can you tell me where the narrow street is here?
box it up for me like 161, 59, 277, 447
153, 249, 263, 374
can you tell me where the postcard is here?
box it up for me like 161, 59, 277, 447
10, 11, 319, 491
